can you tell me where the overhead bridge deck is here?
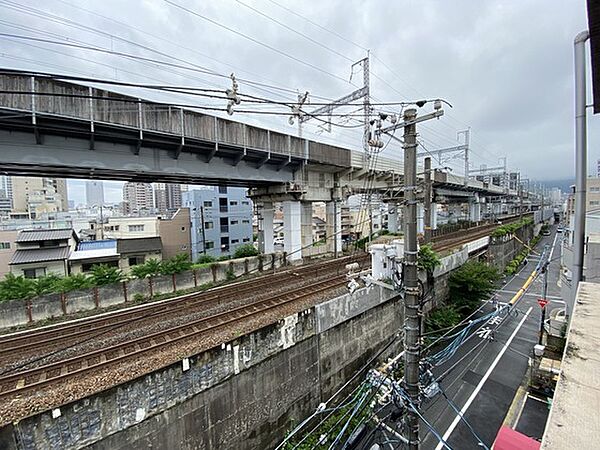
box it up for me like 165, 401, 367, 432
0, 70, 515, 198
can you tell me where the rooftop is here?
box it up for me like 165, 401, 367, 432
16, 228, 76, 242
70, 240, 118, 261
10, 247, 71, 264
541, 282, 600, 449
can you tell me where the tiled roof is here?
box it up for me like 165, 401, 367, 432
117, 237, 162, 254
16, 228, 75, 243
10, 247, 70, 264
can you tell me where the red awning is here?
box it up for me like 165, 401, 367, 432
493, 426, 541, 450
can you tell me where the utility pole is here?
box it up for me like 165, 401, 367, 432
573, 30, 589, 301
200, 206, 207, 255
458, 128, 470, 187
402, 108, 420, 450
539, 258, 549, 345
424, 156, 433, 244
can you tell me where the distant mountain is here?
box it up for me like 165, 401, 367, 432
540, 178, 575, 192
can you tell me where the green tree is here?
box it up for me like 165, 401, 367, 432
448, 261, 499, 312
195, 254, 215, 265
418, 244, 441, 273
0, 273, 37, 301
425, 305, 462, 332
130, 258, 162, 279
33, 274, 62, 296
89, 264, 125, 286
56, 273, 93, 292
160, 253, 192, 275
233, 244, 259, 258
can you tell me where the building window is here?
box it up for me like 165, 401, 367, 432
129, 224, 144, 232
242, 219, 250, 224
231, 239, 239, 244
242, 201, 250, 206
218, 186, 227, 194
590, 187, 600, 193
220, 217, 229, 233
221, 236, 229, 251
219, 197, 228, 213
242, 238, 250, 243
231, 219, 238, 225
0, 242, 10, 250
23, 267, 45, 278
129, 256, 145, 266
181, 226, 186, 232
204, 221, 214, 229
205, 241, 214, 250
590, 201, 600, 206
230, 200, 238, 206
203, 201, 213, 207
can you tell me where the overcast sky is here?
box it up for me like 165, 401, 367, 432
1, 0, 596, 203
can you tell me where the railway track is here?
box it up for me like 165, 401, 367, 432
0, 274, 348, 399
431, 214, 531, 253
0, 253, 368, 361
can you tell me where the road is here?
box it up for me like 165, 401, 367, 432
419, 225, 562, 450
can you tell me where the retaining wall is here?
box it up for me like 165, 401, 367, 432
0, 285, 401, 450
488, 224, 534, 271
0, 253, 286, 331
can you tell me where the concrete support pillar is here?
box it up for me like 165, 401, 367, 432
417, 204, 424, 234
388, 202, 399, 233
449, 204, 461, 223
469, 202, 481, 223
431, 202, 438, 230
300, 202, 313, 257
283, 201, 302, 261
258, 201, 274, 254
326, 201, 342, 257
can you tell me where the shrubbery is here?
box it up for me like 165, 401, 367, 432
233, 244, 259, 258
0, 248, 265, 302
491, 217, 533, 238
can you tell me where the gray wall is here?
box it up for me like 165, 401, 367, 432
1, 285, 400, 450
0, 253, 285, 331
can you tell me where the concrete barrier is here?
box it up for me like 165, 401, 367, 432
0, 253, 283, 331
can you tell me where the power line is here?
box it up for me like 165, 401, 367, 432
162, 0, 355, 86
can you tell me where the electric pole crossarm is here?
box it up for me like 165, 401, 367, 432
378, 110, 444, 134
468, 165, 505, 174
299, 86, 368, 123
416, 144, 467, 158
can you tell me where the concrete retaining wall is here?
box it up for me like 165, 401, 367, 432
1, 285, 401, 450
0, 253, 286, 331
488, 223, 534, 271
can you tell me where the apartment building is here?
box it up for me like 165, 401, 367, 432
183, 186, 253, 260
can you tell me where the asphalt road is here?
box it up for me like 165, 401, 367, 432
419, 225, 562, 450
361, 225, 563, 450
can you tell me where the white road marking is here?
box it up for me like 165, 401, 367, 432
434, 306, 534, 450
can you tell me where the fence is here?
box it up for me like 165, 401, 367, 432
0, 253, 286, 331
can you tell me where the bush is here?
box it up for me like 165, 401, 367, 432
218, 255, 231, 261
233, 244, 259, 258
56, 273, 93, 292
418, 245, 441, 273
130, 258, 162, 279
195, 254, 215, 264
133, 293, 146, 302
0, 273, 36, 301
448, 261, 499, 312
160, 253, 192, 275
491, 217, 534, 239
426, 305, 462, 332
33, 274, 62, 296
89, 264, 125, 286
